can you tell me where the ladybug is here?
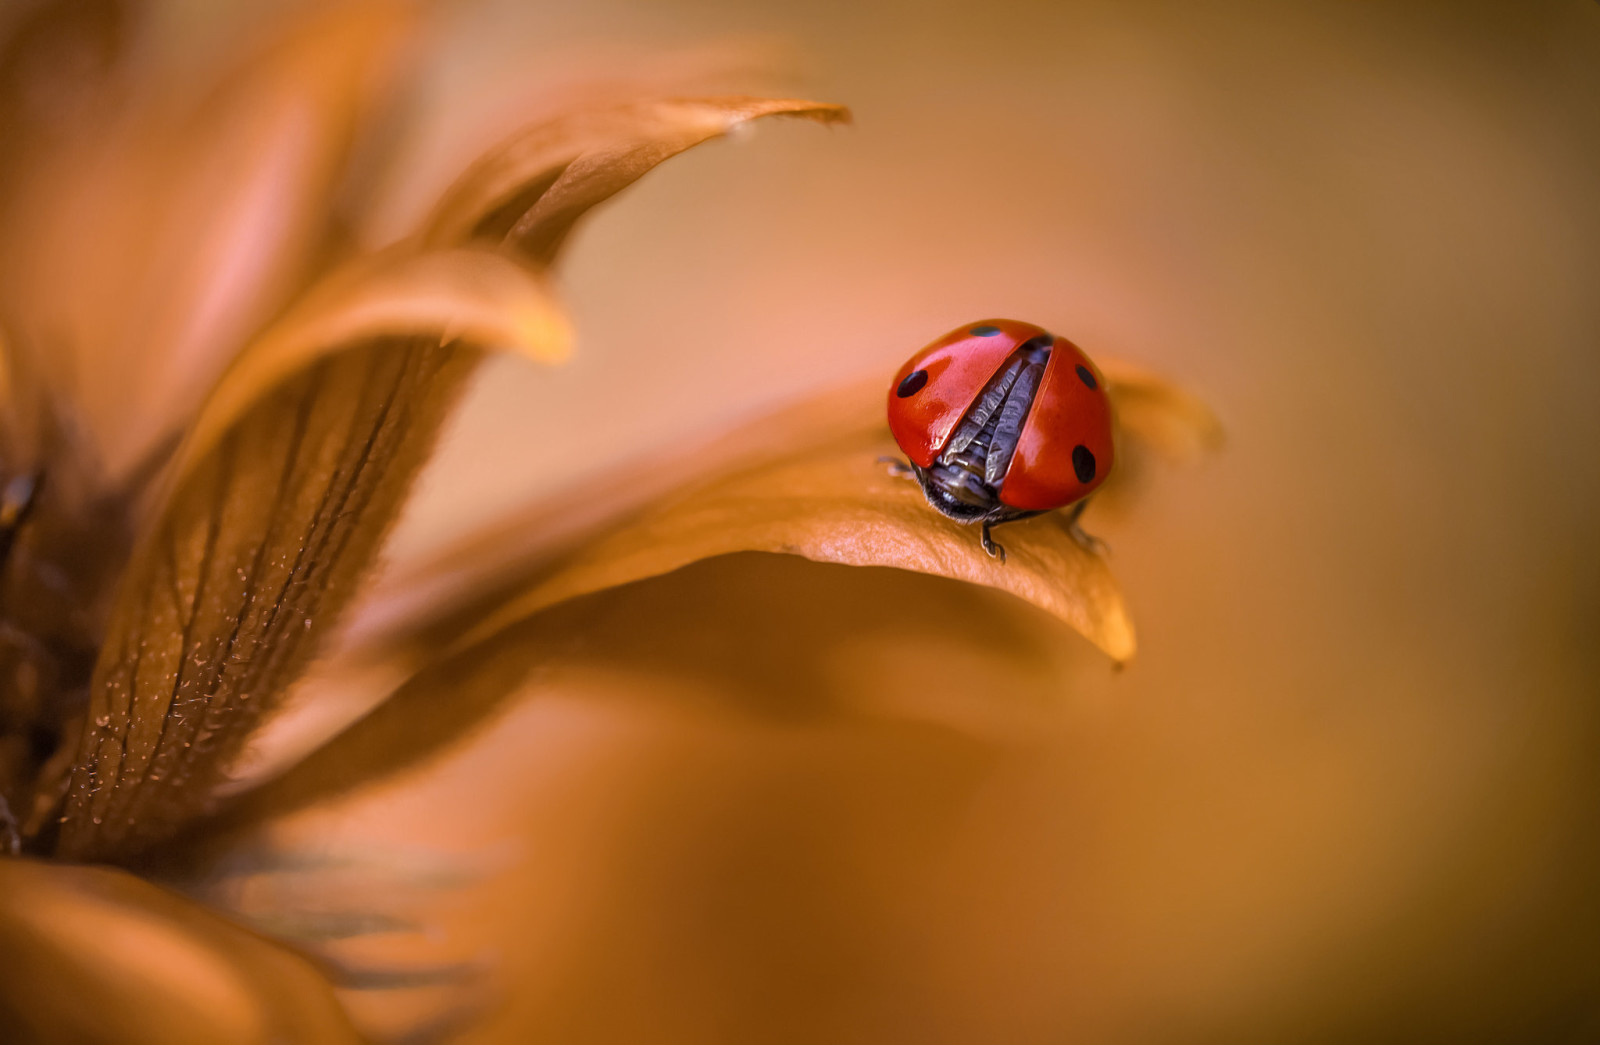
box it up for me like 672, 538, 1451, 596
885, 319, 1113, 561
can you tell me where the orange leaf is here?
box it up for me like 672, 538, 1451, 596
0, 859, 360, 1044
58, 338, 480, 862
1096, 359, 1224, 516
454, 422, 1136, 663
171, 245, 569, 488
214, 364, 1219, 804
1103, 359, 1224, 463
422, 95, 850, 263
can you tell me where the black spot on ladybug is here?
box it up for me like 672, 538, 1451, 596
1075, 364, 1097, 390
896, 369, 929, 397
1072, 445, 1096, 483
970, 325, 1002, 337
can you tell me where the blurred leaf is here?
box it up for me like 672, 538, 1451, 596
173, 244, 570, 486
422, 95, 850, 263
0, 858, 359, 1044
1103, 359, 1223, 463
1096, 361, 1224, 517
0, 0, 417, 480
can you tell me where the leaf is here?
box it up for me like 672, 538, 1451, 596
54, 239, 567, 862
206, 542, 1104, 853
172, 245, 570, 487
454, 425, 1137, 664
1097, 360, 1224, 516
0, 858, 360, 1044
55, 335, 484, 863
421, 95, 850, 263
48, 87, 849, 859
0, 0, 420, 481
351, 369, 1216, 670
209, 364, 1220, 809
346, 374, 881, 653
205, 387, 892, 798
341, 364, 1219, 682
1102, 359, 1224, 463
345, 364, 1221, 676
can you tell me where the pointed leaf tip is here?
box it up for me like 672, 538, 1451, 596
423, 95, 851, 264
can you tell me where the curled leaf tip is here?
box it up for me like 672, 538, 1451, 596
423, 94, 852, 263
697, 95, 853, 126
1103, 359, 1224, 462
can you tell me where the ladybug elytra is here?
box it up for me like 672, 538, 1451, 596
885, 319, 1114, 561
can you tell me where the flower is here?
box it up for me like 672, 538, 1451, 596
0, 2, 1214, 1041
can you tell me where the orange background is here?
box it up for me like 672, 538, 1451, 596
197, 1, 1600, 1041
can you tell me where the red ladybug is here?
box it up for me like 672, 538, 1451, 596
885, 319, 1113, 561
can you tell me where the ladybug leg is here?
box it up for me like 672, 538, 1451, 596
1063, 500, 1108, 557
979, 521, 1007, 563
876, 455, 915, 479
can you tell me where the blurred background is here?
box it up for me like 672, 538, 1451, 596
142, 0, 1600, 1041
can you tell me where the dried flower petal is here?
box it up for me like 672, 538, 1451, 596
46, 83, 856, 859
421, 96, 850, 262
352, 367, 1213, 669
56, 334, 486, 862
349, 375, 882, 653
202, 386, 888, 798
455, 425, 1136, 663
0, 858, 359, 1043
173, 245, 570, 486
198, 361, 1215, 826
330, 363, 1219, 694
